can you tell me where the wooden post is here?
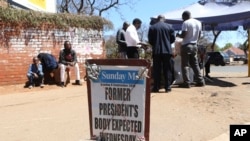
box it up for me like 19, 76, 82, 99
248, 29, 250, 77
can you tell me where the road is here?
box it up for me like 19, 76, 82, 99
0, 64, 249, 141
210, 64, 247, 73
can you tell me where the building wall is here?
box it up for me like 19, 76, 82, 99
0, 27, 105, 85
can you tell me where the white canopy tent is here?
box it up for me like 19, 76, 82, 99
154, 1, 250, 31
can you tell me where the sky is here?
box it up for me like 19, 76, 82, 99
102, 0, 247, 47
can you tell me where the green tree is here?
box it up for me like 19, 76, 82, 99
221, 43, 233, 51
206, 43, 220, 52
198, 35, 220, 52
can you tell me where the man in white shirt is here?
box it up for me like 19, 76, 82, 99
125, 18, 145, 59
177, 11, 205, 88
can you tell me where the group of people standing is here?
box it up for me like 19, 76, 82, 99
27, 10, 205, 92
116, 18, 148, 59
116, 10, 205, 93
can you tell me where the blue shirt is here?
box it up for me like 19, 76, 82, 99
27, 64, 44, 76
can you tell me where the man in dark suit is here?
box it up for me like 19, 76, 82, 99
148, 15, 176, 93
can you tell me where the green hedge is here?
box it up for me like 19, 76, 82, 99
0, 6, 113, 30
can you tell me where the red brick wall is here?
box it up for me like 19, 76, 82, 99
0, 27, 106, 85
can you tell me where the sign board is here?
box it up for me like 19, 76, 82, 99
8, 0, 56, 13
85, 59, 151, 141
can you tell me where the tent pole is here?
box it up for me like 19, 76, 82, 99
248, 29, 250, 77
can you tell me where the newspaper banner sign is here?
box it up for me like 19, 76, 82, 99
85, 59, 151, 141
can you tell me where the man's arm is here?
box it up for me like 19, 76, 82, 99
177, 21, 187, 39
64, 50, 77, 66
198, 31, 201, 40
59, 50, 68, 65
27, 64, 33, 76
177, 31, 187, 39
116, 30, 127, 46
170, 28, 176, 44
148, 27, 155, 46
72, 50, 77, 63
38, 64, 44, 75
27, 64, 38, 78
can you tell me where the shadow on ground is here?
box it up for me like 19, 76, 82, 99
205, 77, 237, 87
242, 82, 250, 85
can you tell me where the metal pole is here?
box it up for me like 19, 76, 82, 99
248, 29, 250, 77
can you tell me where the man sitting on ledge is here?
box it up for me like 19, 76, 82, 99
58, 40, 82, 87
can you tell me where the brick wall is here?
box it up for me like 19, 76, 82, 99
0, 27, 106, 85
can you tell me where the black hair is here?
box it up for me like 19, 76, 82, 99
182, 11, 191, 19
150, 18, 157, 25
122, 21, 129, 29
33, 57, 38, 62
132, 18, 142, 25
64, 40, 70, 48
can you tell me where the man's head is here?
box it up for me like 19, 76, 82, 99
33, 57, 39, 64
132, 18, 142, 30
122, 21, 130, 31
149, 18, 157, 25
182, 10, 191, 21
157, 14, 165, 22
64, 41, 72, 51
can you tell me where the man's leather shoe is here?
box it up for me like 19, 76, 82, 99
205, 75, 212, 79
179, 83, 191, 88
151, 89, 159, 93
75, 80, 82, 85
165, 88, 171, 93
60, 82, 65, 88
195, 82, 205, 87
